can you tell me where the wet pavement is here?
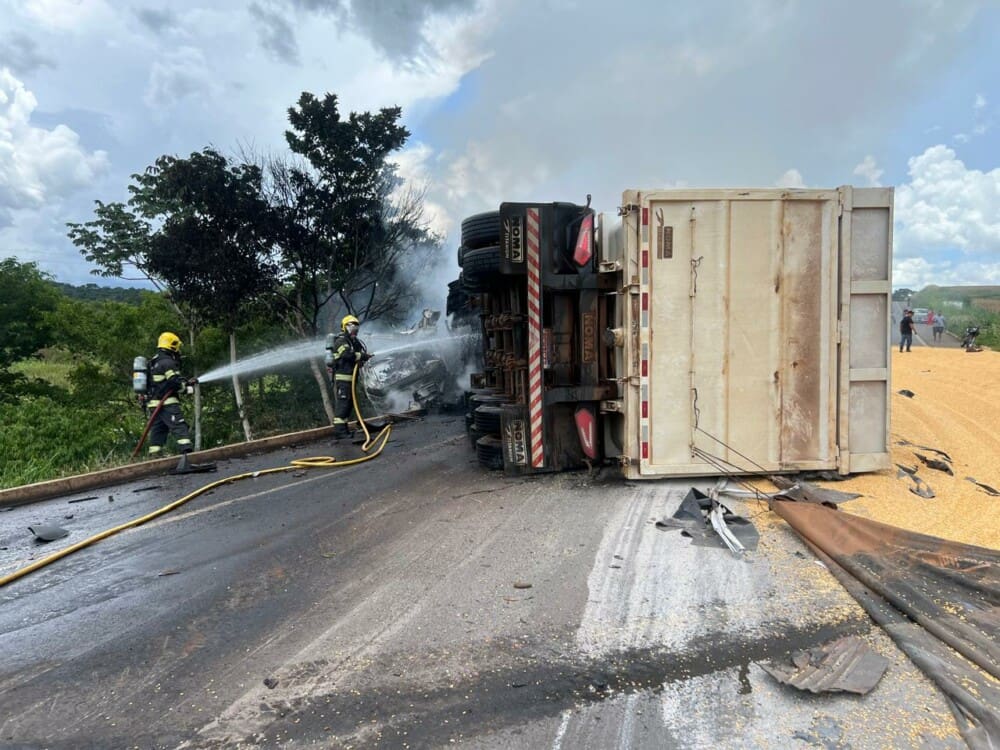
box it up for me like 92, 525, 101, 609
0, 414, 965, 749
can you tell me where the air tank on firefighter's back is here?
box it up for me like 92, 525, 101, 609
324, 333, 336, 368
132, 356, 148, 394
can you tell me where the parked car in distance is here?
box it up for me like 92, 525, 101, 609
913, 308, 930, 323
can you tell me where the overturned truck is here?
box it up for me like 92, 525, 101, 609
455, 187, 894, 479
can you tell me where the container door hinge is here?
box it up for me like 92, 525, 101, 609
618, 203, 640, 216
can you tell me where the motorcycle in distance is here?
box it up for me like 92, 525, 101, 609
961, 326, 983, 352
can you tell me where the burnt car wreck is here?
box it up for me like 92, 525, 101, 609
357, 297, 482, 414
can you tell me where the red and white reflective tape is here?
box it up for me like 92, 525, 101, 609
526, 207, 545, 468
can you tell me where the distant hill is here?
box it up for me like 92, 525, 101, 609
52, 282, 151, 305
921, 285, 1000, 299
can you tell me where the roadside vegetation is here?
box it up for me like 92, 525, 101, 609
907, 285, 1000, 348
1, 91, 442, 490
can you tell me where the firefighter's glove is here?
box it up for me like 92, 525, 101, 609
362, 352, 373, 361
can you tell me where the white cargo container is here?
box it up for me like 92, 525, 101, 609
601, 186, 893, 479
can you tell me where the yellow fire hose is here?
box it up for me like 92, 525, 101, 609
0, 364, 390, 589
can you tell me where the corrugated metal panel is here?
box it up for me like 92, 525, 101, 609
618, 187, 890, 479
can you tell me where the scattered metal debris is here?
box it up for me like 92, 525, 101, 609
966, 477, 1000, 496
170, 455, 217, 475
158, 570, 180, 577
772, 499, 1000, 748
769, 476, 861, 506
263, 677, 279, 690
893, 466, 936, 499
760, 635, 889, 695
898, 389, 916, 398
905, 473, 936, 499
655, 488, 759, 554
28, 525, 69, 542
67, 496, 98, 504
798, 470, 852, 482
896, 439, 953, 462
916, 453, 954, 475
131, 485, 163, 494
513, 581, 533, 589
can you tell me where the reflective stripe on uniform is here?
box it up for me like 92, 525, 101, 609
333, 417, 347, 424
334, 373, 353, 382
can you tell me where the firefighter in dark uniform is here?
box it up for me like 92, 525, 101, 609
328, 315, 372, 439
148, 331, 195, 456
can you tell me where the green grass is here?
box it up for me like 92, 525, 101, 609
10, 357, 76, 389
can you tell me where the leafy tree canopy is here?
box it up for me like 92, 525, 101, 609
0, 258, 61, 402
128, 148, 281, 332
0, 258, 60, 369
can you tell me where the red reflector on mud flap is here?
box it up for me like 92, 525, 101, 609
574, 404, 597, 459
573, 213, 594, 267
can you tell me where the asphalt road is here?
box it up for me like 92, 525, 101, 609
891, 302, 962, 349
0, 414, 964, 749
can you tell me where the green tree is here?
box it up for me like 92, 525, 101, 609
68, 199, 210, 447
0, 259, 61, 402
262, 93, 440, 421
127, 148, 282, 441
281, 91, 440, 326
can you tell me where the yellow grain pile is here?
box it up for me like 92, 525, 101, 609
821, 348, 999, 549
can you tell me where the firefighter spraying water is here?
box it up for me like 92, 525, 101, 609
326, 315, 374, 439
131, 332, 215, 474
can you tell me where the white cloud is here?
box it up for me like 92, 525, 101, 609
894, 145, 1000, 256
144, 47, 218, 111
775, 169, 805, 188
0, 69, 109, 225
392, 142, 452, 239
892, 256, 1000, 288
19, 0, 113, 31
853, 155, 883, 187
974, 93, 987, 111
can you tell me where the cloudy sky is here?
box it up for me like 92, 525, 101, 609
1, 0, 998, 292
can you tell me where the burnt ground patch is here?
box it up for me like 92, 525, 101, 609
205, 616, 872, 748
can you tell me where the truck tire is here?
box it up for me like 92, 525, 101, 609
446, 278, 468, 315
468, 425, 485, 450
461, 211, 500, 251
463, 245, 501, 291
476, 434, 504, 470
473, 405, 502, 434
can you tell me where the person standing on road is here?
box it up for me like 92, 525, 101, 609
899, 310, 915, 352
147, 332, 196, 456
933, 312, 946, 343
327, 315, 373, 439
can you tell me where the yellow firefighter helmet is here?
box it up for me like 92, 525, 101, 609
157, 331, 182, 353
341, 315, 360, 332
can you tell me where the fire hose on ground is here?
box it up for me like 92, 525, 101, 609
0, 363, 390, 589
